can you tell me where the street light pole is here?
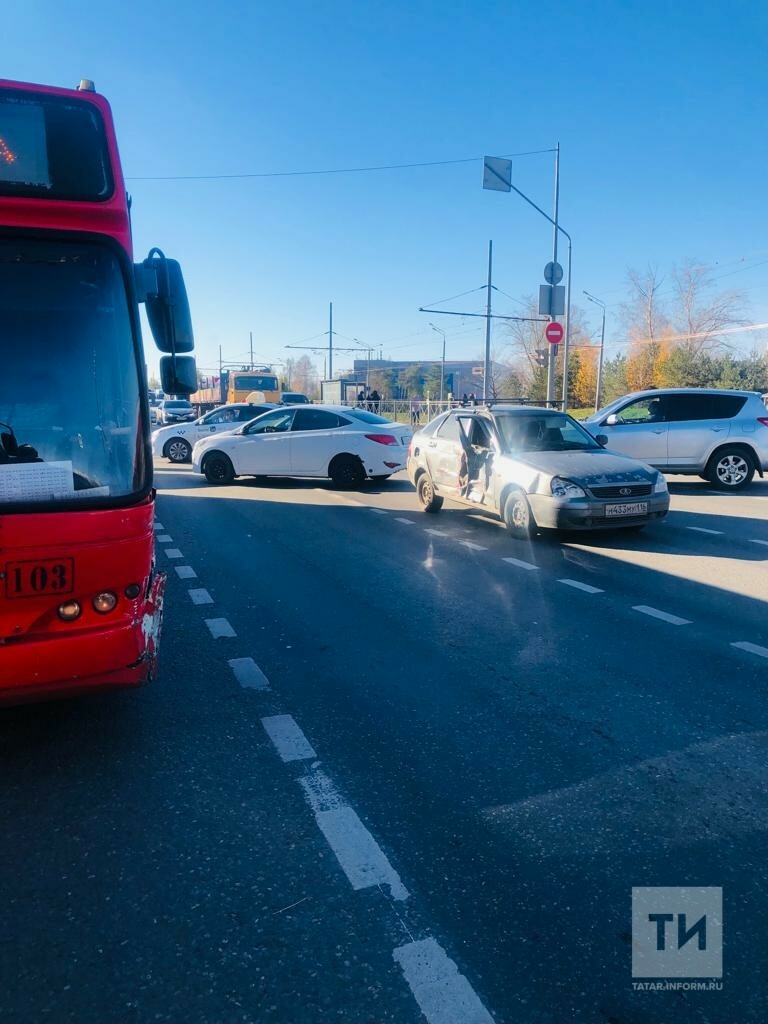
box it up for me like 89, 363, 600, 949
429, 323, 446, 401
583, 290, 606, 413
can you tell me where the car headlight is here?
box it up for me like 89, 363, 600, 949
653, 473, 668, 494
550, 476, 586, 499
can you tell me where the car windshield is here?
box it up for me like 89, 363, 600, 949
495, 413, 600, 453
344, 409, 391, 425
164, 401, 191, 409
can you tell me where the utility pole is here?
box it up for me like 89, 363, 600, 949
328, 302, 333, 380
483, 240, 493, 399
584, 290, 606, 413
429, 324, 446, 401
249, 331, 254, 369
547, 144, 560, 407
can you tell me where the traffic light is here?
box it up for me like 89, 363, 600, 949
535, 349, 547, 367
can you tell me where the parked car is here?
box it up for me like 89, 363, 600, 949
156, 398, 196, 426
191, 405, 411, 486
583, 388, 768, 490
407, 405, 669, 539
152, 403, 279, 463
280, 392, 310, 404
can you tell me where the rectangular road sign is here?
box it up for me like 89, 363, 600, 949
482, 156, 512, 192
539, 284, 565, 317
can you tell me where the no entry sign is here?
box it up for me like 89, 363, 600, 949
545, 322, 564, 345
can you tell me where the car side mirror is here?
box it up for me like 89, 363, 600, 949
596, 434, 608, 447
605, 413, 619, 426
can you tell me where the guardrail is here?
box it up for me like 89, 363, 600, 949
339, 397, 561, 424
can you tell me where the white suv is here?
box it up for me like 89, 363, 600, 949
584, 388, 768, 489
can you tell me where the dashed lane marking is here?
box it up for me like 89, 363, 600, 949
262, 715, 317, 761
395, 517, 417, 525
731, 641, 768, 659
204, 617, 236, 638
633, 605, 691, 626
156, 534, 173, 543
749, 539, 768, 548
459, 540, 488, 551
228, 657, 270, 690
558, 578, 604, 594
153, 521, 165, 531
424, 529, 450, 537
370, 509, 389, 515
300, 767, 409, 901
393, 938, 496, 1024
686, 526, 723, 535
174, 565, 197, 579
188, 588, 213, 605
502, 556, 539, 571
164, 548, 183, 559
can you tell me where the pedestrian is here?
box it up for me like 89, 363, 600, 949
461, 393, 468, 407
369, 389, 381, 414
357, 389, 366, 407
469, 392, 476, 407
410, 395, 422, 425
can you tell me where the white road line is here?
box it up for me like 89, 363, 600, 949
395, 517, 416, 525
686, 526, 723, 535
174, 565, 197, 579
370, 509, 389, 515
502, 556, 539, 571
393, 938, 496, 1024
156, 534, 173, 543
228, 657, 270, 690
459, 540, 488, 551
154, 521, 165, 531
262, 715, 317, 761
164, 548, 183, 559
188, 588, 213, 605
731, 641, 768, 659
204, 617, 236, 638
633, 605, 691, 626
749, 539, 768, 548
424, 529, 449, 537
558, 578, 604, 594
300, 768, 409, 900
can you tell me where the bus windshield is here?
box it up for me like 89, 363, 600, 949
0, 238, 147, 510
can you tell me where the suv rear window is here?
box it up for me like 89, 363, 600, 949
665, 393, 747, 421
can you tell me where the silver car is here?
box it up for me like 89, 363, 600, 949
583, 388, 768, 490
407, 406, 669, 539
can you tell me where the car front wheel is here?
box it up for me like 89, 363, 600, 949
707, 447, 755, 490
202, 453, 235, 485
416, 473, 443, 512
166, 438, 192, 463
503, 488, 535, 539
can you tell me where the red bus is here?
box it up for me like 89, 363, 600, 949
0, 77, 197, 704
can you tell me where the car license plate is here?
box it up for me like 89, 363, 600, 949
4, 558, 75, 599
605, 502, 648, 517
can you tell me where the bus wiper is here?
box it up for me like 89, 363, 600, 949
0, 422, 40, 463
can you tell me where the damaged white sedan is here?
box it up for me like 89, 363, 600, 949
407, 405, 669, 539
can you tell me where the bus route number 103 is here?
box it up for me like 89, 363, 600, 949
4, 558, 75, 598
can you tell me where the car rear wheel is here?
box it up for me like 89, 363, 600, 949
707, 447, 755, 490
329, 454, 365, 488
165, 438, 192, 463
416, 473, 443, 512
203, 453, 235, 485
503, 488, 535, 540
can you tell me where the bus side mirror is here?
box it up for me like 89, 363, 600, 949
135, 250, 194, 354
160, 355, 198, 396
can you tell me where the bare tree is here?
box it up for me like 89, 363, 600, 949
669, 260, 747, 355
621, 265, 669, 345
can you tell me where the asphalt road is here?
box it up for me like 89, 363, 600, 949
1, 466, 767, 1023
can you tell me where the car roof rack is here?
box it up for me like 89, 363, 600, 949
456, 397, 562, 409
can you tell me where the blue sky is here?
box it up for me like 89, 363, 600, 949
6, 1, 768, 379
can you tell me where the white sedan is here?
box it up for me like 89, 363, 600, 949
151, 402, 278, 463
191, 405, 412, 487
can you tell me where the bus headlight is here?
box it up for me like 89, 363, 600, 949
93, 591, 118, 614
58, 601, 82, 621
